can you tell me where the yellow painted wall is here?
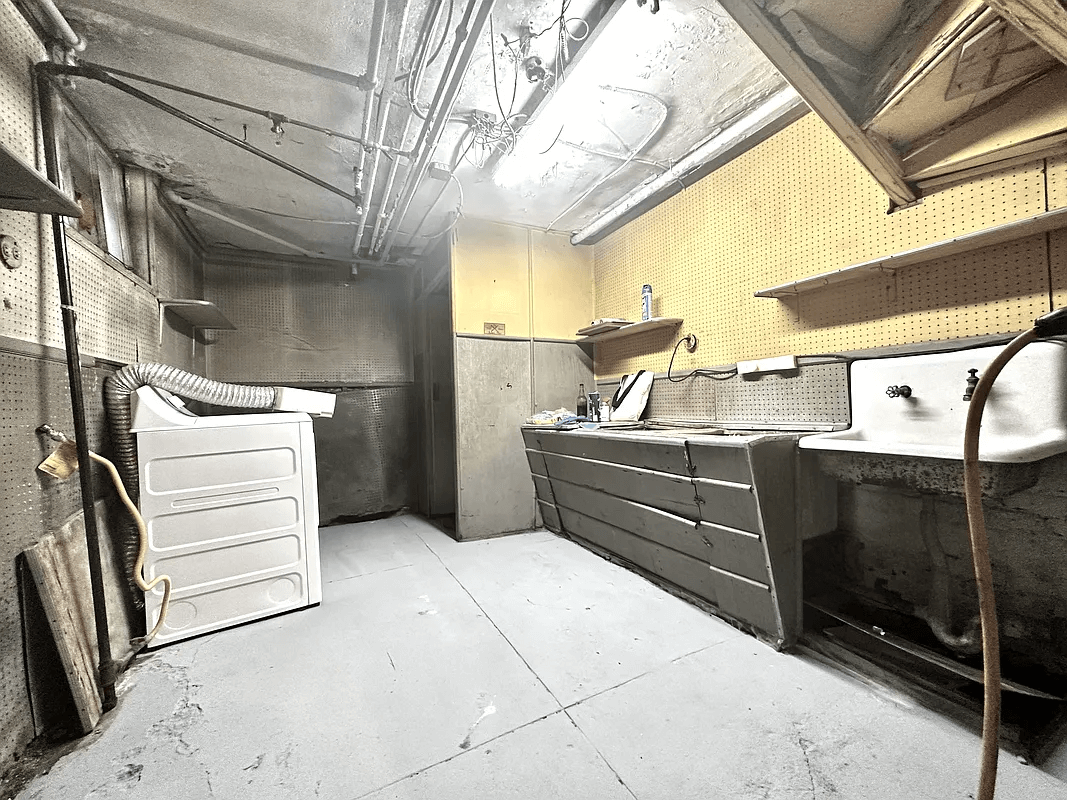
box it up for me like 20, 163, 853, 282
593, 113, 1065, 380
452, 217, 593, 339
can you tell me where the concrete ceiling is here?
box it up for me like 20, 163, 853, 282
52, 0, 797, 264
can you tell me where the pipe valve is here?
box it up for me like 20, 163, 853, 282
886, 384, 912, 398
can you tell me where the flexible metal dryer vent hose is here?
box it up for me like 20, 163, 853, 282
103, 363, 278, 599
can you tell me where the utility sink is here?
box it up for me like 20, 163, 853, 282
799, 341, 1067, 494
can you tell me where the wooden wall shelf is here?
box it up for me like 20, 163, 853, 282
754, 206, 1067, 299
0, 141, 81, 217
577, 317, 683, 343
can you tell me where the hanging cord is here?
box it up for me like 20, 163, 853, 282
37, 427, 172, 643
962, 328, 1036, 800
90, 451, 172, 644
962, 307, 1067, 800
666, 335, 737, 382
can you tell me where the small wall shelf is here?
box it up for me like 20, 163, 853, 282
754, 206, 1067, 299
158, 299, 235, 345
577, 317, 683, 343
0, 140, 82, 217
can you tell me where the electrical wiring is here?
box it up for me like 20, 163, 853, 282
666, 336, 738, 382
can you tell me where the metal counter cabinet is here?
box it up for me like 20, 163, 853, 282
522, 426, 833, 648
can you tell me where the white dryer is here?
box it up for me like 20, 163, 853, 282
130, 386, 327, 645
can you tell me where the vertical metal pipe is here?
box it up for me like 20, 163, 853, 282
35, 67, 117, 711
379, 0, 496, 261
354, 0, 413, 256
352, 0, 391, 220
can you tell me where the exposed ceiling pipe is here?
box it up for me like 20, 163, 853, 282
29, 0, 86, 51
354, 0, 414, 257
352, 0, 391, 222
368, 0, 447, 254
377, 0, 498, 262
77, 61, 405, 155
164, 191, 319, 258
570, 88, 807, 245
66, 0, 373, 90
38, 63, 362, 207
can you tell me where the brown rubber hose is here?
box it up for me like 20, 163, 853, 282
962, 328, 1037, 800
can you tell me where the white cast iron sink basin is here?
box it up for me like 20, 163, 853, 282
799, 341, 1067, 463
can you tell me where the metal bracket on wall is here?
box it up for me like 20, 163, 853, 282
158, 299, 236, 359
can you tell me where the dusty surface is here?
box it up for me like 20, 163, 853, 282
14, 515, 1067, 799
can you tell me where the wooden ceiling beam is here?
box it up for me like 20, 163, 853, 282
717, 0, 917, 206
862, 0, 992, 124
984, 0, 1067, 66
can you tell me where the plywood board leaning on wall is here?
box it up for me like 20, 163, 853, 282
593, 114, 1059, 379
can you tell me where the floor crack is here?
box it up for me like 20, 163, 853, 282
794, 724, 816, 799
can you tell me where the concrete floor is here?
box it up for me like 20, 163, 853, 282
16, 515, 1067, 799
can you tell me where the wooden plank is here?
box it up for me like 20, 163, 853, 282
693, 477, 762, 533
536, 430, 690, 475
686, 439, 754, 483
753, 205, 1067, 298
985, 0, 1067, 67
576, 317, 682, 344
23, 532, 102, 734
779, 10, 868, 87
559, 507, 781, 639
552, 478, 771, 582
864, 0, 992, 121
901, 67, 1067, 179
542, 451, 701, 521
521, 427, 542, 449
525, 448, 548, 477
21, 502, 136, 736
717, 0, 917, 206
532, 473, 555, 503
748, 439, 801, 646
538, 500, 562, 533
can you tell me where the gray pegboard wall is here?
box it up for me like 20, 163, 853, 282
601, 360, 849, 426
0, 353, 113, 763
313, 385, 414, 523
204, 258, 414, 385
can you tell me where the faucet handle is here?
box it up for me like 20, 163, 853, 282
886, 385, 912, 398
963, 368, 979, 401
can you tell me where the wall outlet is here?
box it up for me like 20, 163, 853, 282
736, 355, 798, 375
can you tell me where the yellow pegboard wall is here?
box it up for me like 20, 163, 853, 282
1052, 228, 1067, 312
1049, 154, 1067, 211
452, 217, 530, 337
594, 113, 1053, 379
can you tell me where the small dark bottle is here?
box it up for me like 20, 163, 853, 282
576, 383, 588, 418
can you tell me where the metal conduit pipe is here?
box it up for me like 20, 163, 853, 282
35, 69, 116, 711
370, 114, 417, 253
163, 191, 319, 258
37, 63, 362, 208
369, 0, 447, 253
353, 0, 391, 219
570, 88, 805, 244
378, 0, 497, 261
354, 0, 414, 256
30, 0, 86, 50
78, 61, 407, 155
377, 0, 483, 259
544, 86, 669, 232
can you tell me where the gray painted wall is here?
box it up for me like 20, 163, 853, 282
454, 337, 593, 540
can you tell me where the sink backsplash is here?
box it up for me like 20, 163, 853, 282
596, 357, 849, 426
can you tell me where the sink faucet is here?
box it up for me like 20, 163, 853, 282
963, 369, 979, 402
886, 385, 912, 398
